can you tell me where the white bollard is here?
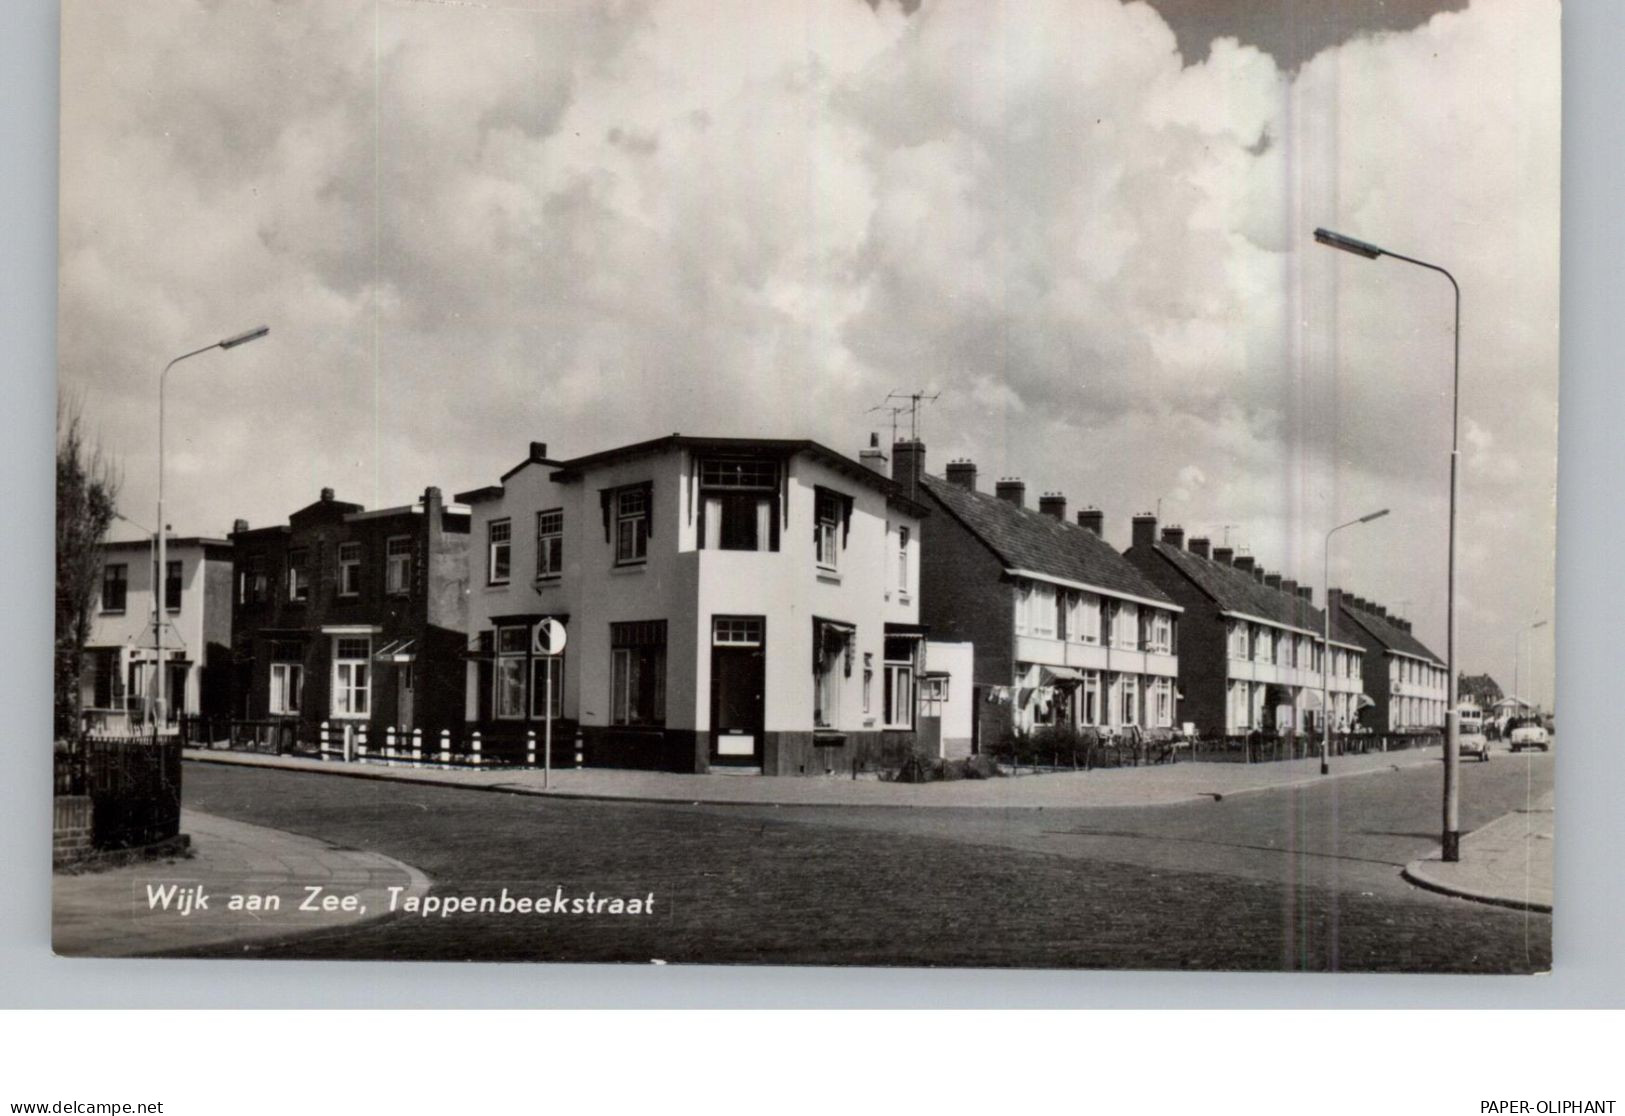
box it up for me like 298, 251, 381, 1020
439, 728, 450, 766
412, 727, 423, 768
357, 725, 368, 764
320, 721, 330, 761
527, 730, 537, 767
385, 727, 397, 767
471, 731, 482, 767
574, 727, 584, 769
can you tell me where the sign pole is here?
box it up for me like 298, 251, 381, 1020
544, 653, 553, 790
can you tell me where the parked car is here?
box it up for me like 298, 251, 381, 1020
1507, 717, 1551, 752
1457, 705, 1489, 761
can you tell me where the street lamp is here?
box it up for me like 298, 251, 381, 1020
155, 325, 268, 739
1320, 508, 1389, 775
1314, 226, 1463, 860
1514, 618, 1548, 718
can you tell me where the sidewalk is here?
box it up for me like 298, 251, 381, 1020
184, 745, 1443, 810
1403, 790, 1554, 912
53, 810, 431, 957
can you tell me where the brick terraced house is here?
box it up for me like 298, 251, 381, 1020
1123, 516, 1368, 738
1327, 589, 1448, 731
228, 487, 470, 746
901, 442, 1183, 755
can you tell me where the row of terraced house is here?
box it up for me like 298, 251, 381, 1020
77, 433, 1449, 773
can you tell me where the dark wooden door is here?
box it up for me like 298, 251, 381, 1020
710, 646, 764, 766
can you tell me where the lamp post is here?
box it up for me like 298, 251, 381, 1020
1320, 509, 1389, 775
1314, 226, 1463, 860
1514, 618, 1548, 718
155, 326, 268, 740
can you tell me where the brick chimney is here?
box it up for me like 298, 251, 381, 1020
320, 487, 335, 503
1296, 585, 1312, 603
1328, 587, 1345, 616
891, 440, 925, 492
1131, 513, 1158, 550
1234, 555, 1256, 576
1374, 604, 1388, 619
1161, 526, 1185, 550
1280, 577, 1297, 597
945, 460, 977, 491
1038, 492, 1067, 521
1213, 546, 1234, 565
1076, 507, 1104, 536
1264, 572, 1282, 590
529, 441, 549, 463
231, 518, 249, 535
995, 478, 1026, 508
1188, 536, 1210, 560
858, 433, 888, 475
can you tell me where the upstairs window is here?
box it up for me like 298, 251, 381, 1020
238, 554, 269, 605
101, 564, 128, 613
287, 549, 310, 602
164, 560, 182, 611
488, 519, 511, 585
615, 488, 649, 565
896, 526, 910, 595
1029, 584, 1057, 639
700, 458, 780, 552
1067, 592, 1101, 644
536, 509, 564, 578
337, 543, 362, 597
1111, 602, 1139, 649
1228, 621, 1248, 659
385, 536, 412, 595
814, 489, 844, 570
1146, 611, 1173, 654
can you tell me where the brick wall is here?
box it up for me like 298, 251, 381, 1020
1124, 543, 1228, 735
53, 795, 93, 866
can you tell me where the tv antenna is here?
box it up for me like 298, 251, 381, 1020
869, 389, 940, 443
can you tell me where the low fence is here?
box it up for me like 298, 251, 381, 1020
985, 728, 1444, 771
54, 736, 183, 851
182, 718, 585, 772
1188, 731, 1442, 764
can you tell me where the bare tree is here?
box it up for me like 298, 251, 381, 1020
55, 396, 120, 740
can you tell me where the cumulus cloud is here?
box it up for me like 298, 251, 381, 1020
58, 0, 1558, 689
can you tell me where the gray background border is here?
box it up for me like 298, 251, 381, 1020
3, 0, 1618, 1008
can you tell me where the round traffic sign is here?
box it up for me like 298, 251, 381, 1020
533, 618, 567, 656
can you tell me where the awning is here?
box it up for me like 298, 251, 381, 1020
1301, 690, 1324, 711
1018, 664, 1085, 689
883, 622, 929, 638
373, 639, 417, 663
1357, 693, 1377, 710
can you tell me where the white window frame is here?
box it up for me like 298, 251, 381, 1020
488, 519, 512, 585
337, 542, 362, 597
529, 654, 563, 720
1014, 583, 1032, 636
493, 626, 527, 720
615, 489, 649, 565
1113, 602, 1139, 649
536, 509, 564, 579
270, 662, 304, 716
815, 492, 841, 571
287, 550, 310, 602
896, 525, 910, 596
331, 637, 370, 719
1147, 611, 1173, 654
1029, 584, 1057, 639
1120, 675, 1140, 726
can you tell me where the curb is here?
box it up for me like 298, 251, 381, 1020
1400, 860, 1552, 914
185, 749, 1434, 812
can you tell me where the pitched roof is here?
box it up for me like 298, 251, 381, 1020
1339, 603, 1444, 665
1148, 541, 1352, 640
920, 475, 1175, 606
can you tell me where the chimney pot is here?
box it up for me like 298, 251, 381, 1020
945, 460, 978, 491
530, 441, 548, 462
231, 518, 249, 535
1280, 577, 1298, 597
1234, 555, 1256, 574
1131, 513, 1158, 550
1076, 508, 1104, 536
1161, 526, 1185, 550
1188, 536, 1210, 559
1264, 572, 1282, 590
320, 487, 335, 503
1296, 585, 1313, 603
995, 478, 1026, 508
1038, 492, 1067, 521
859, 435, 889, 475
1213, 546, 1234, 565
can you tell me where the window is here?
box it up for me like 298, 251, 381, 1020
1230, 680, 1251, 730
536, 510, 563, 578
1112, 602, 1139, 649
331, 637, 370, 717
813, 620, 853, 728
863, 653, 873, 713
883, 636, 916, 729
385, 536, 412, 595
270, 662, 304, 715
164, 560, 182, 611
1255, 626, 1273, 663
90, 648, 124, 710
238, 554, 269, 604
1014, 583, 1032, 635
1120, 676, 1139, 726
1146, 611, 1173, 654
1067, 592, 1101, 644
896, 526, 910, 595
488, 520, 512, 584
101, 564, 128, 612
699, 459, 779, 552
494, 626, 527, 719
610, 620, 666, 725
337, 543, 362, 597
1228, 621, 1248, 659
814, 489, 843, 570
615, 488, 649, 564
1152, 678, 1173, 727
287, 549, 310, 602
713, 617, 764, 646
530, 655, 563, 720
1081, 671, 1101, 726
1029, 584, 1057, 639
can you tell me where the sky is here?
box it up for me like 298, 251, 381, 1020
58, 0, 1560, 703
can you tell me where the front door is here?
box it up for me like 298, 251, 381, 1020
710, 618, 765, 767
396, 663, 414, 732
